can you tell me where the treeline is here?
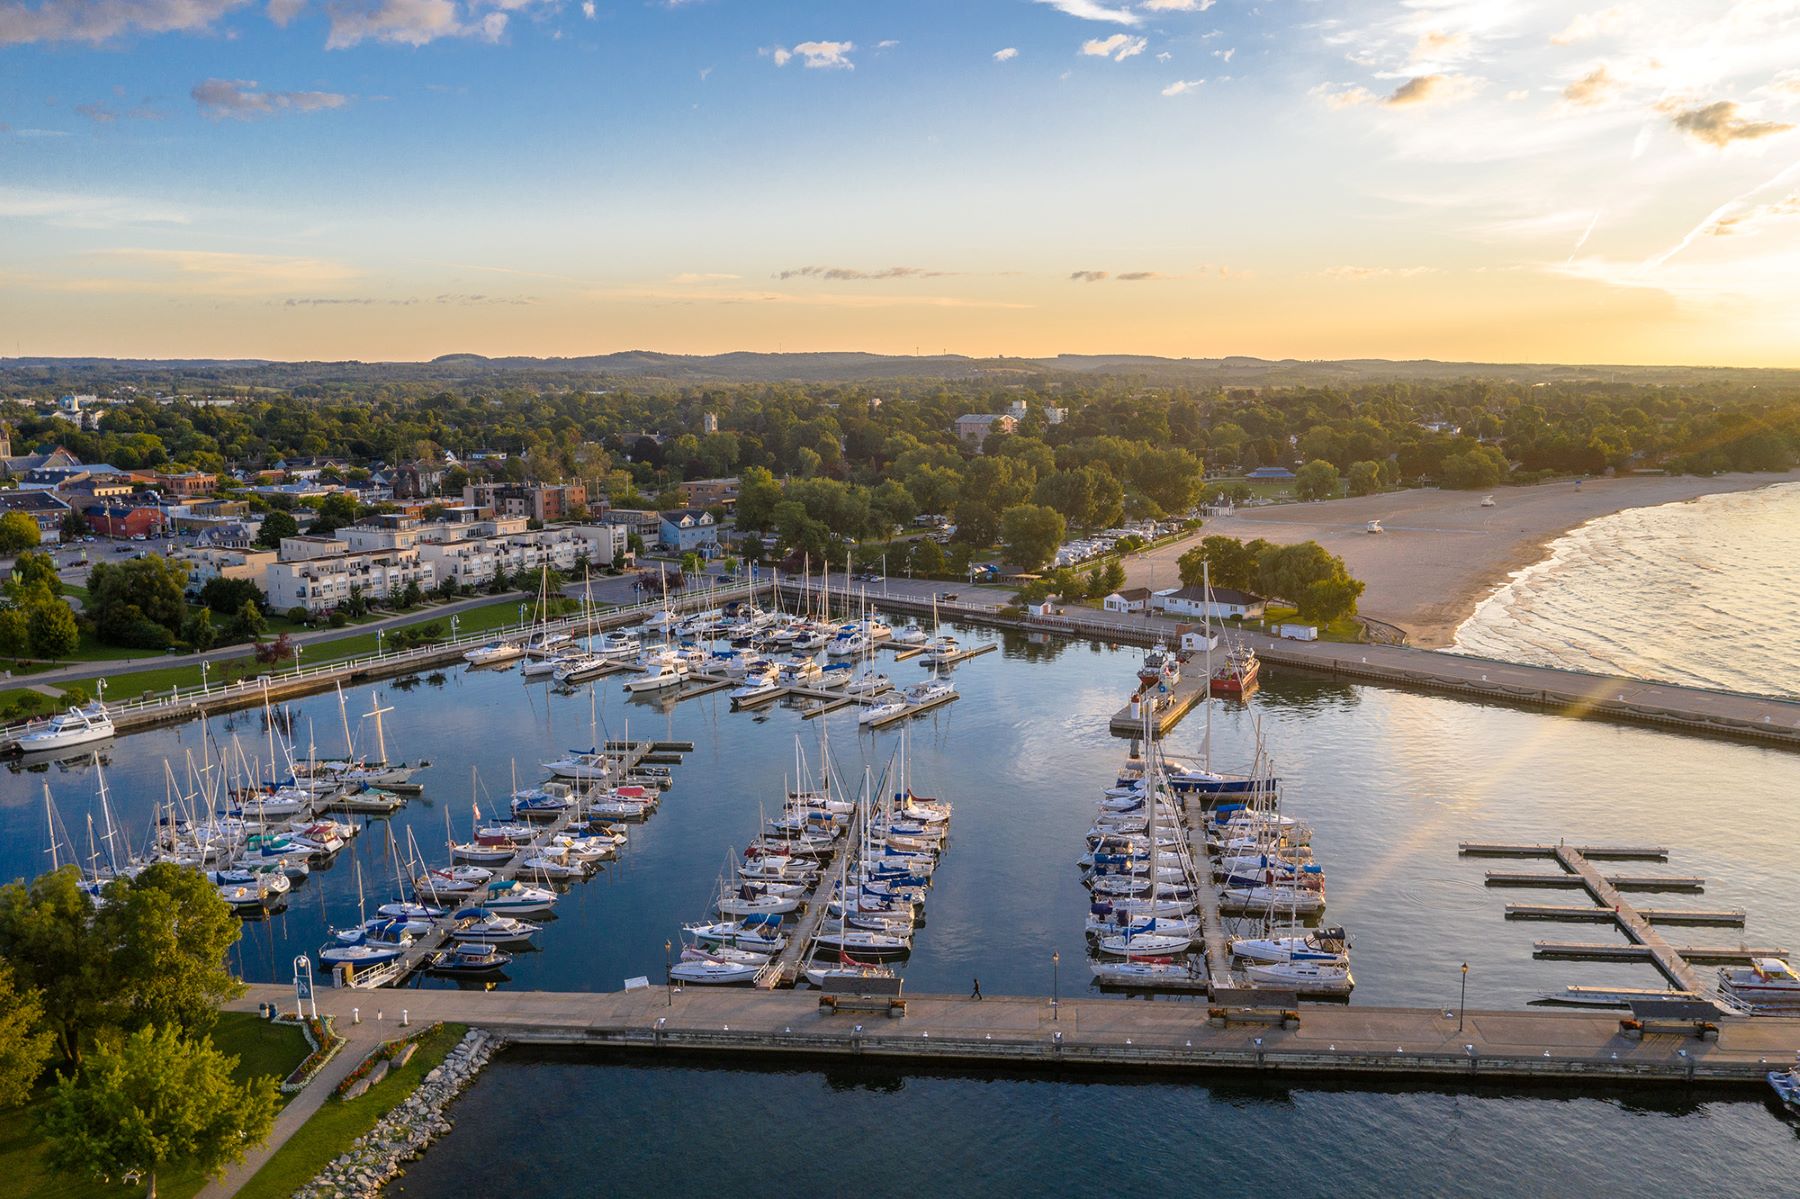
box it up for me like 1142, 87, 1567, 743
1178, 535, 1365, 626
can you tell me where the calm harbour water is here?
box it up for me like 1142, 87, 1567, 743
2, 607, 1796, 1194
1455, 482, 1800, 699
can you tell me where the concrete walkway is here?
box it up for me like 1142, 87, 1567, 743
197, 1017, 388, 1199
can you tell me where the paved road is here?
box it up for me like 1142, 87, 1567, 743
13, 591, 527, 691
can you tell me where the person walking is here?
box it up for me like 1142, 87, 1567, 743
971, 977, 982, 1000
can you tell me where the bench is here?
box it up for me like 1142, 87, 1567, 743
1208, 987, 1300, 1029
1621, 999, 1723, 1041
819, 994, 907, 1018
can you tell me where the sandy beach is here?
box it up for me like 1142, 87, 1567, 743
1124, 471, 1800, 647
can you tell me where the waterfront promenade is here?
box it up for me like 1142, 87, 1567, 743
228, 983, 1800, 1087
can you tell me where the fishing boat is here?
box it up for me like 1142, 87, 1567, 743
1211, 643, 1260, 697
464, 641, 524, 667
17, 702, 115, 753
1137, 643, 1178, 689
428, 943, 513, 975
1719, 958, 1800, 1011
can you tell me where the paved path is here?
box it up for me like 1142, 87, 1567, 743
196, 1018, 387, 1199
14, 591, 526, 689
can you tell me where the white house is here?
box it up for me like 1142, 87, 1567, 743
1153, 585, 1267, 621
1180, 629, 1220, 653
1102, 587, 1153, 614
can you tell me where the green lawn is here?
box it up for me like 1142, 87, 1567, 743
233, 1022, 468, 1199
0, 1012, 310, 1199
1249, 604, 1365, 643
1210, 475, 1299, 502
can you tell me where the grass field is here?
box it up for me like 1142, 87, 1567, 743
0, 1012, 310, 1199
233, 1022, 468, 1199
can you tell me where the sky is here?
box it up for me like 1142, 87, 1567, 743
2, 0, 1799, 366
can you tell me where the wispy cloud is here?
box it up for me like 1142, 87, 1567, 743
769, 40, 855, 69
1665, 99, 1793, 147
993, 46, 1018, 62
1322, 265, 1440, 279
268, 0, 305, 26
1142, 0, 1213, 11
1081, 33, 1147, 62
1382, 74, 1479, 108
82, 248, 358, 294
1069, 270, 1109, 282
192, 78, 350, 119
74, 99, 162, 123
0, 186, 189, 228
1031, 0, 1139, 25
0, 0, 249, 46
776, 265, 950, 281
1551, 6, 1628, 46
1161, 79, 1203, 96
324, 0, 507, 50
1562, 65, 1617, 106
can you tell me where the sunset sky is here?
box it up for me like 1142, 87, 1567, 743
3, 0, 1798, 365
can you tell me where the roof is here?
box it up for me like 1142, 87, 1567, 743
0, 490, 70, 513
1162, 584, 1266, 605
659, 508, 713, 523
1108, 588, 1153, 601
1245, 466, 1296, 479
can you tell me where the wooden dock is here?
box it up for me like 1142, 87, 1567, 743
1107, 671, 1210, 739
868, 689, 960, 729
758, 803, 865, 989
1533, 942, 1788, 963
1485, 872, 1705, 891
1182, 790, 1235, 991
1504, 904, 1746, 926
1461, 843, 1669, 860
234, 983, 1800, 1087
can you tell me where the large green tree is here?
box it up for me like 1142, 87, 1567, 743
27, 597, 79, 659
0, 867, 112, 1065
1178, 535, 1265, 591
0, 511, 41, 554
0, 960, 54, 1108
42, 1024, 279, 1199
85, 555, 190, 647
1000, 503, 1066, 572
252, 509, 298, 549
1128, 446, 1203, 516
1294, 459, 1342, 502
733, 466, 782, 532
94, 864, 245, 1037
1256, 540, 1366, 624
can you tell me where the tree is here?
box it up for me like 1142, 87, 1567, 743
197, 577, 264, 616
252, 509, 298, 549
0, 866, 111, 1065
910, 537, 946, 576
0, 511, 41, 554
1128, 447, 1204, 515
226, 599, 265, 643
1178, 535, 1260, 591
0, 607, 28, 658
42, 1024, 279, 1199
1346, 460, 1384, 497
180, 607, 217, 651
10, 550, 61, 600
999, 503, 1065, 572
869, 479, 917, 533
1255, 540, 1365, 623
0, 960, 53, 1108
60, 510, 90, 541
93, 863, 244, 1037
1294, 459, 1342, 502
28, 598, 79, 659
85, 556, 189, 647
308, 491, 361, 537
1441, 446, 1508, 489
734, 466, 782, 531
1101, 560, 1126, 593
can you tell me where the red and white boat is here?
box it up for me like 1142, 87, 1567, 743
1720, 958, 1800, 1011
1210, 643, 1260, 697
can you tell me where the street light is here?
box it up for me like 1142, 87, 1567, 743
1458, 961, 1469, 1032
200, 659, 210, 694
376, 628, 384, 656
1052, 950, 1061, 1021
664, 939, 673, 1006
293, 644, 303, 676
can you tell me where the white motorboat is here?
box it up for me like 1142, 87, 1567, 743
318, 941, 406, 967
859, 698, 907, 727
542, 750, 614, 782
482, 879, 558, 915
842, 669, 891, 697
624, 658, 688, 693
890, 620, 928, 646
464, 641, 524, 666
919, 635, 961, 666
902, 678, 955, 706
730, 667, 782, 705
591, 630, 643, 658
552, 655, 613, 685
450, 836, 517, 864
17, 702, 115, 753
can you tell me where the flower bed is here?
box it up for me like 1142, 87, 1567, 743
333, 1024, 439, 1099
280, 1014, 346, 1094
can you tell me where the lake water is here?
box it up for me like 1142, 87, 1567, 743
1454, 482, 1800, 699
3, 619, 1796, 1192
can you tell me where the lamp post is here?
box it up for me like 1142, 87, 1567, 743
1052, 951, 1061, 1021
376, 627, 384, 657
1458, 961, 1469, 1032
451, 614, 460, 641
200, 659, 210, 695
664, 939, 673, 1006
293, 644, 303, 676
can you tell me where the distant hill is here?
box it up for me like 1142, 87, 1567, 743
4, 351, 1798, 393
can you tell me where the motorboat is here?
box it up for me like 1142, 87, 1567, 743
858, 698, 907, 727
624, 657, 688, 693
1137, 643, 1178, 689
464, 641, 524, 667
730, 666, 782, 705
842, 669, 891, 697
16, 702, 115, 753
591, 630, 643, 659
542, 750, 614, 782
1719, 958, 1800, 1010
318, 940, 406, 967
1768, 1054, 1800, 1112
552, 655, 613, 685
448, 908, 540, 942
901, 678, 955, 707
890, 620, 928, 646
428, 943, 512, 975
482, 879, 558, 916
1211, 644, 1260, 697
511, 786, 576, 819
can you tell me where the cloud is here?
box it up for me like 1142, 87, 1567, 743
1551, 6, 1627, 46
1666, 99, 1793, 147
875, 38, 897, 49
1213, 46, 1233, 63
1081, 33, 1147, 61
1411, 30, 1470, 63
1161, 79, 1203, 96
776, 265, 950, 281
0, 185, 189, 227
1708, 192, 1800, 236
1311, 82, 1376, 109
1115, 271, 1168, 280
323, 0, 505, 49
1031, 0, 1139, 24
191, 78, 350, 119
267, 0, 305, 25
1069, 270, 1108, 282
993, 46, 1017, 62
1142, 0, 1213, 10
1383, 74, 1478, 108
579, 0, 592, 14
0, 0, 250, 45
85, 248, 357, 294
769, 39, 854, 69
1562, 65, 1617, 106
1323, 265, 1440, 279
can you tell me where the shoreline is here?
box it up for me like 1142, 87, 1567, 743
1125, 471, 1800, 647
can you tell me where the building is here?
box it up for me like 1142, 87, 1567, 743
1153, 585, 1266, 621
954, 413, 1017, 449
341, 513, 629, 590
1102, 587, 1153, 614
263, 544, 434, 614
1245, 467, 1296, 481
391, 460, 448, 499
676, 477, 739, 510
0, 433, 80, 479
700, 412, 718, 434
600, 508, 662, 541
462, 481, 589, 523
180, 547, 277, 595
658, 509, 719, 555
154, 471, 217, 498
0, 489, 72, 543
83, 502, 164, 540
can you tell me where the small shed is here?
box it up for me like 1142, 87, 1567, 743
1180, 628, 1219, 653
1103, 587, 1152, 614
